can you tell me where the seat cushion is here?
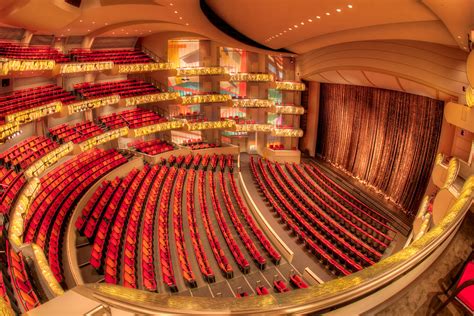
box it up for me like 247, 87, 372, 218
456, 261, 474, 311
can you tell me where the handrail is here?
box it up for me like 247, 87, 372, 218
61, 175, 473, 314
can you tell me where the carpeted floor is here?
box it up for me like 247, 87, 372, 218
370, 211, 474, 316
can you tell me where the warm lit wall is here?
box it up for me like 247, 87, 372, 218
297, 40, 468, 101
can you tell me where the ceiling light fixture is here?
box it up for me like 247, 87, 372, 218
185, 23, 189, 26
316, 16, 321, 19
348, 4, 353, 8
174, 10, 178, 13
457, 35, 461, 38
288, 27, 292, 30
79, 19, 83, 22
326, 12, 330, 15
279, 32, 283, 35
294, 25, 298, 28
179, 16, 183, 20
301, 22, 304, 25
92, 21, 96, 24
336, 8, 342, 12
283, 30, 287, 33
105, 22, 108, 26
308, 19, 313, 22
170, 2, 173, 5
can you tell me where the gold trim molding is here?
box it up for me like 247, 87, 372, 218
58, 61, 114, 74
116, 62, 175, 74
176, 67, 227, 76
122, 92, 179, 107
24, 142, 73, 178
0, 122, 20, 144
184, 120, 235, 131
68, 96, 120, 114
229, 73, 274, 82
77, 127, 129, 152
180, 94, 232, 105
273, 81, 306, 91
232, 99, 274, 108
270, 105, 305, 115
5, 101, 62, 124
128, 121, 184, 137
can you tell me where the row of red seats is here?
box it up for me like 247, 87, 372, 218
295, 164, 393, 234
227, 172, 281, 264
104, 167, 148, 285
69, 48, 153, 64
157, 167, 178, 291
0, 136, 59, 170
268, 143, 284, 150
197, 170, 234, 278
99, 108, 167, 130
0, 42, 69, 62
141, 166, 168, 291
208, 171, 250, 273
172, 168, 197, 287
249, 157, 351, 276
285, 163, 392, 249
90, 170, 140, 273
129, 139, 174, 156
185, 169, 215, 282
74, 80, 159, 99
49, 121, 104, 144
305, 162, 391, 225
123, 165, 159, 288
289, 274, 308, 289
0, 85, 76, 124
265, 160, 377, 266
188, 143, 219, 151
0, 225, 33, 315
5, 242, 41, 311
0, 167, 26, 216
24, 149, 127, 283
218, 172, 265, 269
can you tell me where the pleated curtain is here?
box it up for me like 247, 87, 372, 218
316, 83, 444, 216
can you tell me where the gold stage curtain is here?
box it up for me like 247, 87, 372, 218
316, 83, 444, 215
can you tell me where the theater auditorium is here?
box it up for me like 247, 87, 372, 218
0, 0, 472, 315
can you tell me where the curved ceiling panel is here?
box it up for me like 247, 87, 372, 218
297, 40, 468, 100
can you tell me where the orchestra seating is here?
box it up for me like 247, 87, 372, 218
0, 234, 41, 314
48, 121, 104, 144
0, 136, 59, 170
76, 155, 285, 293
128, 139, 174, 155
69, 49, 154, 64
0, 42, 69, 62
22, 149, 128, 284
73, 79, 160, 99
98, 108, 167, 129
0, 85, 76, 124
0, 167, 26, 216
249, 157, 395, 276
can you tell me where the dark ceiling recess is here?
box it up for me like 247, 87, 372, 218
200, 0, 293, 54
65, 0, 82, 8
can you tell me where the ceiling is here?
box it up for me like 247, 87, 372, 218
0, 0, 470, 55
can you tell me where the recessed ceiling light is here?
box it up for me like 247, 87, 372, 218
326, 12, 330, 15
105, 22, 108, 26
457, 35, 461, 38
170, 2, 173, 5
301, 22, 304, 25
179, 16, 183, 20
92, 21, 96, 24
316, 16, 321, 19
126, 32, 129, 34
174, 10, 178, 13
79, 19, 83, 22
279, 32, 283, 35
336, 8, 342, 12
288, 27, 292, 30
348, 4, 353, 8
87, 29, 90, 32
149, 30, 152, 32
283, 30, 287, 33
294, 25, 298, 28
112, 32, 115, 34
67, 29, 70, 31
308, 19, 313, 22
185, 23, 189, 26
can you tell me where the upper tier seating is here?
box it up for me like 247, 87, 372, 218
99, 108, 167, 130
69, 49, 154, 64
0, 42, 69, 62
48, 121, 104, 144
23, 149, 128, 284
0, 85, 76, 124
127, 139, 174, 155
249, 157, 395, 276
73, 79, 160, 100
0, 167, 26, 216
0, 136, 59, 170
76, 155, 283, 293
